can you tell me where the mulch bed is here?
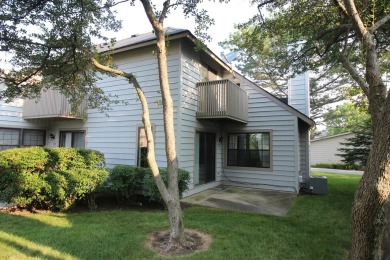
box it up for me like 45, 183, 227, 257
146, 228, 212, 257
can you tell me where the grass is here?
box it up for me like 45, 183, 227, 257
0, 172, 361, 259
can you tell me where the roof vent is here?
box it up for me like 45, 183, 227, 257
131, 34, 139, 38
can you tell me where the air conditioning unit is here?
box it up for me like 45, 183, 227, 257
309, 176, 328, 195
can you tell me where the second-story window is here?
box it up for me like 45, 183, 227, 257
200, 62, 218, 82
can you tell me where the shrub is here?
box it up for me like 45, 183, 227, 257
100, 166, 190, 204
76, 148, 106, 169
311, 163, 362, 171
0, 147, 49, 209
0, 147, 109, 211
104, 165, 144, 203
143, 168, 190, 203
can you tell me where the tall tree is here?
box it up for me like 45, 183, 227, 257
337, 117, 373, 167
221, 27, 352, 122
0, 0, 220, 252
241, 0, 389, 258
323, 102, 370, 136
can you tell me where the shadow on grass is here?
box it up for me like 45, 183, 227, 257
0, 172, 361, 259
0, 209, 167, 259
0, 236, 66, 260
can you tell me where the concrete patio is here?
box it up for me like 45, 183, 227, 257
181, 185, 297, 216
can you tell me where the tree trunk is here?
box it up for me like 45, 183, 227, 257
349, 124, 390, 259
382, 199, 390, 259
139, 0, 187, 248
348, 45, 390, 258
154, 25, 187, 247
341, 1, 390, 258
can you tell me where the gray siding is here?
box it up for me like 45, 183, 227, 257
48, 42, 182, 168
310, 133, 354, 164
0, 98, 48, 129
298, 120, 310, 184
221, 73, 299, 193
179, 42, 223, 193
288, 73, 310, 116
0, 37, 309, 195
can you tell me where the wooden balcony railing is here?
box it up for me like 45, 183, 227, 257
23, 89, 86, 119
196, 79, 248, 123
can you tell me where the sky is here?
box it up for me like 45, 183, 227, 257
0, 1, 258, 69
105, 0, 258, 57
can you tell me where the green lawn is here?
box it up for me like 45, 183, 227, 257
0, 172, 360, 259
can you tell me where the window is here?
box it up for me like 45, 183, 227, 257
0, 128, 46, 151
227, 132, 271, 168
0, 128, 20, 151
200, 62, 218, 82
137, 127, 148, 167
59, 131, 85, 148
23, 130, 45, 147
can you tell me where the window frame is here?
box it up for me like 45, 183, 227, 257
0, 127, 21, 151
225, 130, 272, 170
200, 61, 218, 82
59, 130, 86, 148
22, 129, 46, 147
0, 127, 46, 151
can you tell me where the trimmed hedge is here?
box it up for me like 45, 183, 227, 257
104, 165, 145, 203
101, 165, 190, 204
0, 147, 108, 211
143, 168, 190, 203
311, 163, 363, 171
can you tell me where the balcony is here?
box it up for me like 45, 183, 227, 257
196, 79, 248, 123
23, 89, 86, 120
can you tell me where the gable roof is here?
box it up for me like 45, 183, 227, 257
98, 27, 315, 127
311, 132, 354, 142
97, 27, 190, 53
232, 71, 315, 127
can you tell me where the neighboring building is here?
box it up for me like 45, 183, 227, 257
310, 132, 354, 165
0, 28, 314, 195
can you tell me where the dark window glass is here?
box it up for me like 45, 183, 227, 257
59, 131, 85, 148
0, 128, 20, 151
23, 130, 45, 147
227, 132, 270, 168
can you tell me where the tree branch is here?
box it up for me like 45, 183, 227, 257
159, 0, 171, 23
334, 0, 348, 16
370, 13, 390, 32
339, 54, 369, 96
91, 57, 129, 77
3, 0, 51, 23
342, 0, 368, 38
316, 24, 352, 41
91, 57, 170, 199
139, 0, 160, 28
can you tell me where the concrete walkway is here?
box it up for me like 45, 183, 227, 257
181, 185, 296, 216
311, 167, 363, 175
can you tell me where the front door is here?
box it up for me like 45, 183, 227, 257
194, 132, 216, 186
